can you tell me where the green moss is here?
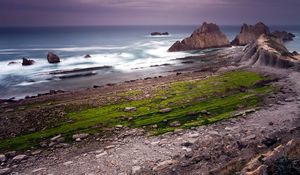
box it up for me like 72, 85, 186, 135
0, 71, 273, 151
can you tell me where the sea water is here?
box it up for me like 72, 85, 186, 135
0, 25, 299, 99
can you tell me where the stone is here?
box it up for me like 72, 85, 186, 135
105, 145, 115, 150
63, 161, 73, 166
169, 121, 181, 127
5, 151, 16, 158
131, 166, 141, 174
72, 133, 89, 140
47, 52, 60, 63
84, 54, 91, 58
22, 58, 35, 66
168, 22, 230, 52
31, 150, 42, 155
50, 134, 62, 142
159, 108, 172, 113
12, 154, 28, 162
231, 22, 270, 46
153, 160, 178, 171
124, 107, 136, 112
96, 151, 108, 158
187, 133, 200, 138
32, 168, 47, 173
0, 168, 10, 175
284, 98, 294, 102
0, 155, 6, 162
7, 61, 18, 65
262, 137, 278, 148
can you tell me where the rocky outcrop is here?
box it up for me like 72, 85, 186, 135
168, 22, 230, 52
151, 32, 169, 36
241, 34, 300, 68
271, 31, 295, 42
22, 58, 35, 66
84, 54, 91, 58
231, 22, 270, 46
47, 52, 60, 64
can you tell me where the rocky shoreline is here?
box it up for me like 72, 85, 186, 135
0, 22, 300, 175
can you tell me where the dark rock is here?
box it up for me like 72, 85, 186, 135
261, 137, 278, 147
7, 61, 18, 65
292, 51, 299, 56
151, 32, 169, 36
47, 52, 60, 63
84, 54, 91, 58
22, 58, 35, 66
271, 31, 295, 42
231, 22, 270, 46
168, 22, 230, 52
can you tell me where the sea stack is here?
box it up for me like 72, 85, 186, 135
241, 34, 300, 68
22, 58, 35, 66
47, 52, 60, 64
168, 22, 230, 52
231, 22, 270, 46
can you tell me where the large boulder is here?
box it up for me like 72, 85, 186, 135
22, 58, 35, 66
241, 34, 300, 68
47, 52, 60, 64
168, 22, 230, 52
231, 22, 270, 46
271, 31, 295, 42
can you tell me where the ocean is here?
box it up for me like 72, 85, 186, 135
0, 25, 299, 99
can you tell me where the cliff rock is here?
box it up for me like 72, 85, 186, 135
168, 22, 230, 52
231, 22, 270, 46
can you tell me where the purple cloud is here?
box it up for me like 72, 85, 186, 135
0, 0, 299, 26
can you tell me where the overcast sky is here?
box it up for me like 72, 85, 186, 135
0, 0, 299, 26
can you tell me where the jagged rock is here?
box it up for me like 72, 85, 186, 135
47, 52, 60, 64
231, 22, 270, 46
271, 31, 295, 42
84, 54, 91, 58
240, 140, 297, 175
151, 32, 169, 36
168, 22, 230, 52
241, 34, 300, 68
22, 58, 35, 66
292, 51, 299, 56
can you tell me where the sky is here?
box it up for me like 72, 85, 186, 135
0, 0, 299, 26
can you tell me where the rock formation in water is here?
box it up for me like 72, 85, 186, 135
271, 31, 295, 42
241, 34, 300, 68
231, 22, 270, 46
168, 22, 230, 52
151, 32, 169, 36
84, 54, 91, 58
47, 52, 60, 64
22, 58, 35, 66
